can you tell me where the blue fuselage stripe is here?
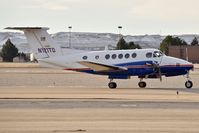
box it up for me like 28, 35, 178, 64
76, 61, 193, 77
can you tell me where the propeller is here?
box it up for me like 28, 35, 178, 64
146, 61, 162, 81
154, 63, 162, 81
152, 51, 164, 81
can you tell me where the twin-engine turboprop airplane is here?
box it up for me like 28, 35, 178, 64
5, 27, 194, 89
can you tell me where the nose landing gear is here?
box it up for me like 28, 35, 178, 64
185, 72, 193, 89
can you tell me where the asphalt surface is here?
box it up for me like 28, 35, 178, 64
1, 99, 199, 109
0, 66, 199, 133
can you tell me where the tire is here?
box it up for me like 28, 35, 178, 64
108, 82, 117, 89
138, 81, 146, 88
185, 81, 193, 89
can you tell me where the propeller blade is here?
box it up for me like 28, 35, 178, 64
158, 66, 162, 82
153, 61, 163, 81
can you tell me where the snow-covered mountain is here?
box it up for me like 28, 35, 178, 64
0, 31, 198, 53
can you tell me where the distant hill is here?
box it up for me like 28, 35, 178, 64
0, 32, 198, 53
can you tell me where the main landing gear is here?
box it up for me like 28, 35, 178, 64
138, 78, 146, 88
108, 78, 147, 89
108, 79, 117, 89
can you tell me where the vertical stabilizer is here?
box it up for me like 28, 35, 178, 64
5, 27, 62, 59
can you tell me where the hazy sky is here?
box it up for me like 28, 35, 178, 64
1, 0, 199, 35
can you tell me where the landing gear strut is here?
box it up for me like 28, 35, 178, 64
108, 79, 117, 89
138, 78, 146, 88
185, 72, 193, 89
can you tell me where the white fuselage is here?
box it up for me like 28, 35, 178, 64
39, 48, 192, 71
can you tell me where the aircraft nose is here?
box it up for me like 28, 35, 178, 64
185, 61, 194, 71
190, 63, 194, 70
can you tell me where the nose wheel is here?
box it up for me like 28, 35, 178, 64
185, 80, 193, 89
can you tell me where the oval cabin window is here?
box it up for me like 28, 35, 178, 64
112, 54, 117, 59
132, 53, 137, 58
146, 52, 152, 58
125, 53, 130, 59
105, 54, 110, 60
95, 55, 99, 60
82, 56, 88, 60
118, 54, 123, 59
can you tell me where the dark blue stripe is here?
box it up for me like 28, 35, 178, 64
78, 61, 193, 79
114, 60, 153, 67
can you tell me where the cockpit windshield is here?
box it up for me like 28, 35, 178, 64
153, 51, 163, 58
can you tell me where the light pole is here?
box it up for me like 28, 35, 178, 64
118, 26, 123, 50
68, 26, 72, 48
118, 26, 122, 39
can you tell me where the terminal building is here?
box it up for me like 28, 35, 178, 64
168, 46, 199, 63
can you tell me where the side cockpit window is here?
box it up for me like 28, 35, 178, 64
153, 51, 163, 58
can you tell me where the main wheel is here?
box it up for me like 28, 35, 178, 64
108, 82, 117, 89
138, 81, 146, 88
185, 81, 193, 89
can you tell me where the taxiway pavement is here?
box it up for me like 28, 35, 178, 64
0, 65, 199, 133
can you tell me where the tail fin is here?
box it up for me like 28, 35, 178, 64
5, 27, 62, 59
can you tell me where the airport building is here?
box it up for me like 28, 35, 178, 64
168, 45, 199, 63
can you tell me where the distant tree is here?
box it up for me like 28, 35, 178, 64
18, 52, 29, 62
0, 39, 18, 62
116, 37, 128, 50
160, 35, 172, 55
160, 35, 187, 55
128, 41, 142, 49
116, 38, 142, 50
174, 37, 187, 46
191, 37, 198, 46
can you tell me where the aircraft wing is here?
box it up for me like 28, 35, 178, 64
78, 61, 127, 72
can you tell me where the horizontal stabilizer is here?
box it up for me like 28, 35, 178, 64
5, 27, 49, 30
